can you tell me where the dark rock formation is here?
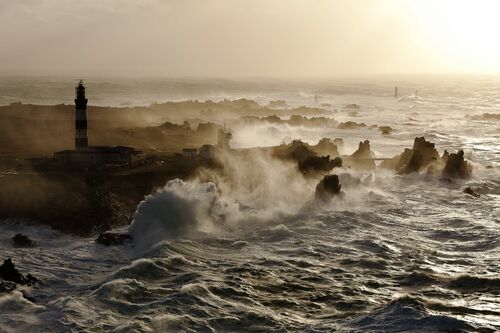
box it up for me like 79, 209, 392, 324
379, 126, 392, 135
399, 137, 440, 174
463, 187, 480, 198
442, 150, 472, 178
343, 104, 360, 110
96, 232, 132, 246
276, 140, 317, 163
441, 150, 450, 162
338, 121, 367, 129
312, 138, 339, 157
381, 137, 440, 174
0, 259, 38, 285
347, 140, 376, 170
12, 234, 36, 247
315, 175, 342, 201
299, 156, 342, 175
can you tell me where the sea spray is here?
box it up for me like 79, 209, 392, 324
129, 179, 236, 252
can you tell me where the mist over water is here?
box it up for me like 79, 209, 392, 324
0, 76, 499, 332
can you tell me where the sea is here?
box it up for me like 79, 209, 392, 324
0, 76, 499, 332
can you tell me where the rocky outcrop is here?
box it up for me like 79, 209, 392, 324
346, 140, 375, 171
311, 138, 339, 157
12, 234, 36, 247
299, 156, 342, 176
0, 173, 137, 236
381, 137, 440, 174
96, 232, 132, 246
399, 137, 440, 174
275, 140, 317, 163
463, 187, 480, 198
0, 259, 38, 285
338, 121, 367, 129
442, 150, 472, 179
379, 126, 392, 135
315, 175, 342, 201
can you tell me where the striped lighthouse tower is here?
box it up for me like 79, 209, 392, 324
75, 80, 88, 150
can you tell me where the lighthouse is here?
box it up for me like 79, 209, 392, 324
75, 80, 88, 150
53, 81, 145, 167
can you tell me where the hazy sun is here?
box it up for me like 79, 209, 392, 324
406, 0, 500, 73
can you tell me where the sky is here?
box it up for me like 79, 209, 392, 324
1, 0, 499, 77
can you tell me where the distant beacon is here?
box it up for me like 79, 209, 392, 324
75, 80, 88, 150
53, 81, 145, 167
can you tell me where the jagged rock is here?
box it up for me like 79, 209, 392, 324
277, 140, 317, 163
96, 232, 132, 246
347, 140, 376, 170
441, 150, 450, 162
312, 138, 339, 157
0, 259, 38, 285
395, 137, 440, 174
442, 150, 472, 178
12, 234, 36, 247
299, 156, 342, 175
315, 175, 342, 200
379, 126, 392, 135
338, 121, 366, 129
463, 187, 480, 198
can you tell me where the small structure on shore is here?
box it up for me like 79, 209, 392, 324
54, 81, 144, 167
199, 144, 215, 158
182, 148, 198, 157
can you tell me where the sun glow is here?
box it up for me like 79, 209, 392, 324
405, 0, 500, 73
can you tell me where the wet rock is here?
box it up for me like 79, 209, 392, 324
343, 104, 360, 110
277, 140, 317, 163
96, 232, 132, 246
299, 156, 342, 175
442, 150, 472, 179
12, 234, 36, 247
0, 280, 16, 293
383, 137, 441, 174
0, 259, 38, 285
338, 121, 367, 129
379, 126, 392, 135
347, 140, 376, 171
399, 137, 440, 174
463, 187, 480, 198
441, 150, 450, 162
312, 138, 339, 157
315, 175, 342, 200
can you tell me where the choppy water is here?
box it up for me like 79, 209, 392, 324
0, 76, 499, 332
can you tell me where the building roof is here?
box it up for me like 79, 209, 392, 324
55, 145, 143, 155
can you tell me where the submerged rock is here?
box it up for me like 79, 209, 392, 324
299, 156, 342, 176
463, 187, 480, 198
96, 232, 132, 246
442, 150, 473, 179
0, 259, 38, 285
315, 175, 342, 200
12, 234, 36, 247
